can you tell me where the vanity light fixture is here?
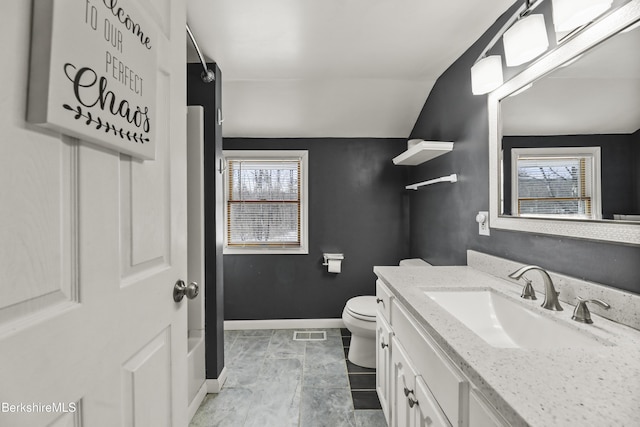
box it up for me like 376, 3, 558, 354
471, 0, 622, 96
552, 0, 613, 32
470, 0, 544, 95
503, 13, 549, 66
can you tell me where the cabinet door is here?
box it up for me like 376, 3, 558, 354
392, 299, 469, 427
469, 389, 507, 427
391, 336, 417, 427
377, 313, 393, 423
415, 376, 451, 427
376, 279, 393, 321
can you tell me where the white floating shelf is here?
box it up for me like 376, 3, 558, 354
392, 141, 453, 166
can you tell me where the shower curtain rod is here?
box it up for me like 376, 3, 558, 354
186, 24, 215, 83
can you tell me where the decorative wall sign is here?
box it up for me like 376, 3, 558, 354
28, 0, 158, 160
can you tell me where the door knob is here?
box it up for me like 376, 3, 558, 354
173, 280, 199, 302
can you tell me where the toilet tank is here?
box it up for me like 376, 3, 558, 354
399, 258, 431, 266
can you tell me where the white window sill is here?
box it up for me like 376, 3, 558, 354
223, 246, 308, 255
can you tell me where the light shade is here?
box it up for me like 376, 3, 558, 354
552, 0, 613, 32
503, 14, 549, 67
471, 56, 504, 95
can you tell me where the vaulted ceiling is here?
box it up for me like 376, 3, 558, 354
187, 0, 515, 138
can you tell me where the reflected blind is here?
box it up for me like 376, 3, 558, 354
227, 158, 301, 247
516, 156, 592, 217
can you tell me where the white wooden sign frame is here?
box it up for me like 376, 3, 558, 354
27, 0, 158, 160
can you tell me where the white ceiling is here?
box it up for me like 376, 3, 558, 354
186, 0, 515, 138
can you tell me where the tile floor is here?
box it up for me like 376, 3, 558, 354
190, 328, 388, 427
341, 329, 381, 411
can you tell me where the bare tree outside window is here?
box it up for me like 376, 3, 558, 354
514, 152, 597, 219
227, 159, 301, 246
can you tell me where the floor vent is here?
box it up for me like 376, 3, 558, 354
293, 330, 327, 341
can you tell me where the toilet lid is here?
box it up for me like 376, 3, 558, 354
346, 296, 377, 318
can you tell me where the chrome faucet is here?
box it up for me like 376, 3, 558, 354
508, 265, 563, 311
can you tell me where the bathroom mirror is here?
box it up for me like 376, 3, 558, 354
488, 0, 640, 245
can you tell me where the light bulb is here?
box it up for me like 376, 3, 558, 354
552, 0, 613, 32
503, 14, 549, 67
471, 56, 504, 95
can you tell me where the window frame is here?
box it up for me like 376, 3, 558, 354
222, 150, 309, 255
510, 146, 602, 220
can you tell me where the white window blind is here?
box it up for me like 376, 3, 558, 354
227, 158, 302, 248
512, 147, 600, 219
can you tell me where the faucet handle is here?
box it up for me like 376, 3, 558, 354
571, 296, 610, 324
520, 277, 537, 300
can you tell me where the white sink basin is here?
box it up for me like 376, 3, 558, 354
424, 289, 607, 349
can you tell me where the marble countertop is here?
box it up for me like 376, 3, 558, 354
373, 265, 640, 427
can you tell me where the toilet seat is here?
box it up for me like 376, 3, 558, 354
345, 296, 376, 322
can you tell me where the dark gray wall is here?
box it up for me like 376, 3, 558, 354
223, 138, 409, 320
187, 63, 225, 378
408, 5, 640, 294
502, 134, 638, 218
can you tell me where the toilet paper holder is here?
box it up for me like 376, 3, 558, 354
322, 253, 344, 266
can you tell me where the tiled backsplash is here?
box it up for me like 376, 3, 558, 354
467, 250, 640, 331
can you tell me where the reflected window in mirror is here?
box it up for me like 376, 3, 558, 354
505, 147, 601, 219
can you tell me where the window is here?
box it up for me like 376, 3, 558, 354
223, 150, 308, 254
511, 147, 601, 219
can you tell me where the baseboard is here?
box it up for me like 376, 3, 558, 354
187, 382, 208, 422
206, 367, 227, 394
224, 318, 345, 330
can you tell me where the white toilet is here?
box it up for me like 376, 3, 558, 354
342, 295, 378, 368
342, 258, 430, 368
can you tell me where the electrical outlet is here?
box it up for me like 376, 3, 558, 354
476, 211, 490, 236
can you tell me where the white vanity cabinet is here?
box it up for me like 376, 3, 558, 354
376, 279, 394, 423
376, 279, 506, 427
391, 336, 451, 427
468, 390, 506, 427
414, 375, 452, 427
376, 312, 393, 420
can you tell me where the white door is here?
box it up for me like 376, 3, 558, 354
0, 1, 189, 426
